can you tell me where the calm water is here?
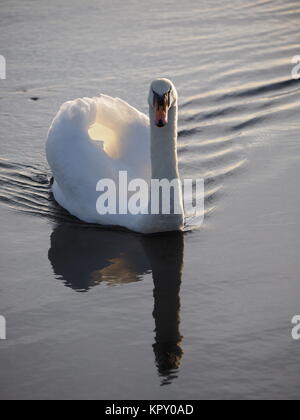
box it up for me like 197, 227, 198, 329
1, 0, 300, 400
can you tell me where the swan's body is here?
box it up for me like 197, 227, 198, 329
46, 79, 184, 234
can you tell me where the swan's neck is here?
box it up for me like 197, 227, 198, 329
138, 102, 183, 234
149, 105, 179, 181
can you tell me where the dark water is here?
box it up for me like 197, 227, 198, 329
0, 0, 300, 399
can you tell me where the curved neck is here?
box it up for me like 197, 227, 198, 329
149, 105, 179, 181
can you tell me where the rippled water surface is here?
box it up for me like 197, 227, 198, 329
0, 0, 300, 400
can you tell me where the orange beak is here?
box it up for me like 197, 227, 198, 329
155, 105, 168, 127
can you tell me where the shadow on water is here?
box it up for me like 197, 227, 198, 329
48, 222, 184, 386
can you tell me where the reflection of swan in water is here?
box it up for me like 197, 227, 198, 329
48, 223, 184, 384
142, 233, 184, 386
48, 223, 150, 291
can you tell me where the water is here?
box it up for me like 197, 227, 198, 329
0, 0, 300, 400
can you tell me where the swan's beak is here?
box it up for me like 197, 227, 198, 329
153, 92, 169, 128
155, 106, 168, 128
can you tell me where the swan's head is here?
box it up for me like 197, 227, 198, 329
149, 78, 177, 128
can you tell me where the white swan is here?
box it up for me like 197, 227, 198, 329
46, 78, 184, 234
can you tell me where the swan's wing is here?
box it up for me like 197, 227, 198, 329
46, 97, 116, 217
47, 95, 150, 179
46, 95, 151, 223
94, 95, 151, 179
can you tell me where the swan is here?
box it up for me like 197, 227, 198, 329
46, 78, 184, 234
